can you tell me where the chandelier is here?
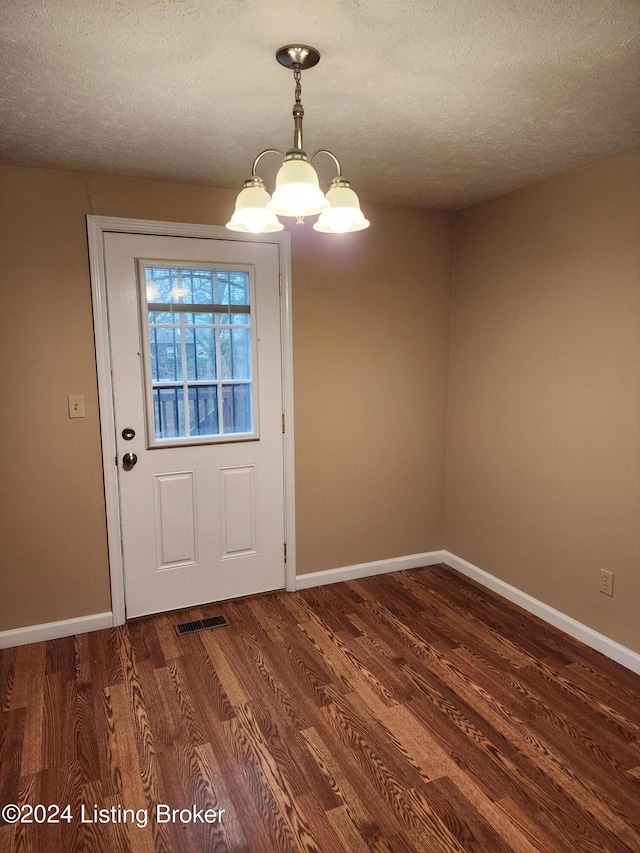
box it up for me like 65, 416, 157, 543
226, 45, 370, 235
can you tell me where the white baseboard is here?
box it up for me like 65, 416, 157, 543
0, 612, 113, 650
295, 551, 446, 590
443, 552, 640, 676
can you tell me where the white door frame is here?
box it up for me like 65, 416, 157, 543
87, 216, 297, 626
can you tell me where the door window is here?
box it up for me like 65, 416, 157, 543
139, 262, 257, 446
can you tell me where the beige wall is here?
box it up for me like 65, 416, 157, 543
0, 165, 453, 631
292, 208, 453, 572
446, 149, 640, 652
0, 168, 112, 631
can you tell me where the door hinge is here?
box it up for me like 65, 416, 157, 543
279, 274, 283, 296
115, 455, 118, 466
284, 543, 287, 563
282, 413, 285, 433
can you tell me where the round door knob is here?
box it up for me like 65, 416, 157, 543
122, 452, 138, 471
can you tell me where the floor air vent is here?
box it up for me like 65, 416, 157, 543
175, 615, 230, 636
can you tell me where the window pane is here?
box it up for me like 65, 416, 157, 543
185, 327, 196, 380
149, 311, 181, 324
154, 387, 185, 439
189, 386, 219, 435
182, 269, 213, 304
216, 271, 249, 306
223, 384, 252, 434
217, 312, 250, 325
193, 312, 215, 325
150, 326, 182, 381
187, 327, 216, 380
146, 267, 177, 301
230, 272, 250, 305
220, 328, 250, 380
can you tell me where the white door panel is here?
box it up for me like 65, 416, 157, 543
104, 233, 285, 617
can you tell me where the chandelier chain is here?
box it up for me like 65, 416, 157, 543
294, 66, 302, 103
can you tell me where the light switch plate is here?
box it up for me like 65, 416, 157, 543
68, 395, 85, 418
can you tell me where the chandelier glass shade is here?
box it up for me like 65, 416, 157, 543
268, 157, 329, 217
226, 45, 369, 235
313, 178, 371, 233
226, 177, 284, 233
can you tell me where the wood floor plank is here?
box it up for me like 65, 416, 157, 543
87, 628, 123, 691
104, 683, 157, 853
0, 824, 13, 852
18, 643, 46, 776
2, 564, 640, 852
199, 631, 250, 708
0, 708, 25, 807
323, 803, 372, 853
300, 724, 401, 839
565, 658, 640, 724
13, 771, 41, 853
398, 786, 476, 853
162, 656, 212, 747
496, 795, 563, 853
293, 792, 350, 853
0, 646, 17, 713
192, 741, 249, 851
223, 704, 320, 852
74, 632, 94, 690
232, 629, 314, 735
9, 645, 34, 710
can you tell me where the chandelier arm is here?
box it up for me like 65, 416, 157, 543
251, 148, 286, 177
309, 149, 343, 178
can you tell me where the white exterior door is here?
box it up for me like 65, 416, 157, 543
103, 232, 286, 618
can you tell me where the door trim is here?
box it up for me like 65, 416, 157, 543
87, 216, 296, 626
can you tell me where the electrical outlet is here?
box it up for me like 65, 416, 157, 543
600, 570, 614, 597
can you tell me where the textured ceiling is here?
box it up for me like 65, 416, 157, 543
1, 0, 639, 209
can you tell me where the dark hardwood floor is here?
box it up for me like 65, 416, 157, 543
1, 564, 640, 852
